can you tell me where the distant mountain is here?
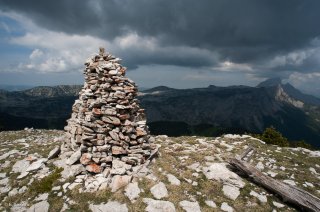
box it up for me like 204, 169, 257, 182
257, 77, 282, 87
282, 83, 320, 106
0, 84, 34, 91
142, 86, 176, 93
257, 78, 320, 106
139, 79, 320, 147
0, 81, 319, 147
0, 85, 80, 130
24, 85, 82, 97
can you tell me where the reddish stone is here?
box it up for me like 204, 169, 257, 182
25, 155, 37, 161
118, 114, 130, 120
136, 127, 147, 136
92, 108, 102, 116
112, 146, 127, 155
86, 164, 102, 173
80, 153, 92, 165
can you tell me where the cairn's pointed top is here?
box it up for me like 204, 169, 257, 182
99, 47, 105, 56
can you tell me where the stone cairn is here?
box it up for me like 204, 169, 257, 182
63, 48, 157, 179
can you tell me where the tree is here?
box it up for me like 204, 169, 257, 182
260, 126, 289, 147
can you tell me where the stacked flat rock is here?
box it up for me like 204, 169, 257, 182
64, 48, 156, 175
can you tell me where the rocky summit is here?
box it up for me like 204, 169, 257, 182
0, 129, 320, 211
63, 48, 157, 182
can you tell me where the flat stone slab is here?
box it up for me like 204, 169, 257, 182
205, 200, 217, 208
202, 163, 245, 188
167, 174, 181, 186
47, 146, 61, 159
0, 173, 6, 178
0, 177, 9, 185
223, 184, 240, 200
26, 158, 47, 172
143, 198, 176, 212
150, 182, 168, 199
249, 191, 267, 203
27, 201, 49, 212
110, 175, 132, 192
12, 159, 30, 173
66, 150, 81, 165
179, 200, 201, 212
61, 164, 85, 179
35, 193, 49, 201
89, 201, 128, 212
221, 202, 233, 212
125, 182, 141, 202
0, 150, 19, 160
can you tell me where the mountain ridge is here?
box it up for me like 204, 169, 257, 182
0, 79, 319, 147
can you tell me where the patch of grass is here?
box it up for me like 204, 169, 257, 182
29, 167, 63, 194
67, 188, 113, 211
48, 195, 64, 212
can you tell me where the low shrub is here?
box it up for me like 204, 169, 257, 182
258, 126, 289, 147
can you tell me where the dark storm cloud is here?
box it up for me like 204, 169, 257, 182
1, 0, 320, 70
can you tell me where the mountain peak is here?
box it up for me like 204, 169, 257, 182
257, 77, 283, 87
144, 86, 174, 92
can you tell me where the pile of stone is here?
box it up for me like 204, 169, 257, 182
63, 48, 157, 177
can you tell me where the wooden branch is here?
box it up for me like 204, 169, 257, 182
229, 157, 320, 212
239, 146, 255, 161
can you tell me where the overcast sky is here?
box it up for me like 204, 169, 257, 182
0, 0, 320, 96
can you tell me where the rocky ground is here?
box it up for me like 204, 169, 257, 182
0, 129, 319, 212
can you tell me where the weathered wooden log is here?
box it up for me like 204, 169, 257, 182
239, 146, 254, 161
229, 157, 320, 212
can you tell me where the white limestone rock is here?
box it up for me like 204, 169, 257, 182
0, 185, 11, 194
47, 146, 61, 160
27, 201, 49, 212
146, 173, 158, 181
66, 150, 81, 165
223, 184, 240, 200
283, 179, 296, 186
0, 150, 19, 160
0, 177, 9, 185
109, 175, 132, 192
18, 186, 27, 194
255, 162, 264, 171
250, 191, 267, 203
61, 164, 85, 179
26, 158, 47, 172
187, 162, 200, 171
35, 193, 49, 202
125, 182, 141, 202
89, 201, 128, 212
111, 160, 132, 175
202, 163, 245, 188
221, 202, 233, 212
17, 172, 29, 179
309, 167, 318, 175
267, 171, 278, 177
273, 201, 285, 208
0, 173, 6, 178
167, 174, 181, 186
12, 159, 30, 173
179, 200, 201, 212
205, 200, 217, 208
143, 198, 176, 212
150, 182, 168, 199
8, 188, 18, 196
